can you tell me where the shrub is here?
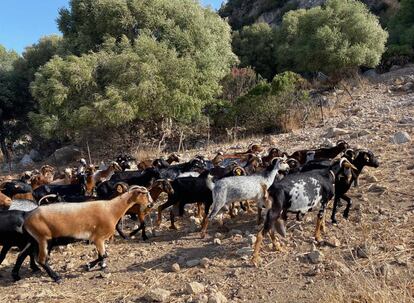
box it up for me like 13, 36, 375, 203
276, 0, 388, 74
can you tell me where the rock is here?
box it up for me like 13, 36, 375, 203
394, 244, 405, 251
355, 245, 369, 258
195, 294, 209, 303
390, 65, 401, 72
402, 82, 414, 91
208, 291, 227, 303
247, 234, 257, 245
363, 69, 378, 79
213, 238, 222, 245
399, 117, 414, 124
144, 288, 171, 302
332, 261, 351, 274
326, 237, 341, 248
19, 154, 34, 168
325, 127, 349, 138
171, 263, 180, 273
321, 138, 334, 147
29, 149, 41, 162
186, 259, 201, 267
229, 229, 242, 236
367, 184, 387, 193
392, 131, 411, 144
52, 145, 82, 164
236, 247, 253, 256
186, 282, 205, 295
200, 257, 210, 269
261, 135, 278, 146
306, 250, 324, 264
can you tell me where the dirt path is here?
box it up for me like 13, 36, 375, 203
0, 77, 413, 303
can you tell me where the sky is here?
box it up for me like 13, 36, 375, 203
0, 0, 224, 54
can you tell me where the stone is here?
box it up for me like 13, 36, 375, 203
355, 245, 369, 258
236, 247, 253, 256
19, 154, 34, 168
399, 117, 414, 124
144, 288, 171, 302
186, 259, 201, 267
306, 250, 324, 264
392, 131, 411, 144
367, 184, 387, 193
213, 238, 222, 245
363, 69, 378, 79
29, 149, 41, 162
51, 145, 82, 164
208, 291, 227, 303
325, 127, 349, 138
186, 282, 205, 295
195, 294, 209, 303
402, 82, 414, 91
229, 229, 243, 236
200, 258, 210, 269
390, 65, 401, 72
171, 263, 180, 273
214, 232, 224, 239
247, 234, 257, 245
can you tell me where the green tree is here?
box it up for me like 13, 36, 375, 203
0, 46, 23, 162
276, 0, 388, 74
388, 0, 414, 50
232, 23, 277, 80
31, 0, 236, 139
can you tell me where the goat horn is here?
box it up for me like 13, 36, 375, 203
339, 158, 357, 170
38, 194, 58, 205
128, 185, 148, 193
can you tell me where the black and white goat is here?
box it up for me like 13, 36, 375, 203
251, 158, 356, 267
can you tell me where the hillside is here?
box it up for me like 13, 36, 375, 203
219, 0, 399, 29
0, 66, 413, 302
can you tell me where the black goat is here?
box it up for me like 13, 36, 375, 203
1, 181, 32, 198
115, 154, 136, 171
330, 149, 379, 223
32, 174, 87, 203
289, 140, 349, 165
0, 210, 39, 281
158, 158, 206, 180
156, 171, 213, 230
251, 158, 356, 266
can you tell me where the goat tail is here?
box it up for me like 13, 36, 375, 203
205, 174, 215, 191
38, 194, 58, 205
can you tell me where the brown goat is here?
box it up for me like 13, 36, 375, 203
0, 191, 12, 209
138, 153, 180, 170
22, 186, 152, 282
261, 148, 288, 167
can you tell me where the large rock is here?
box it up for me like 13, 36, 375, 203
19, 154, 34, 168
363, 69, 378, 79
392, 131, 411, 144
51, 145, 82, 164
29, 149, 42, 162
325, 127, 350, 138
208, 291, 227, 303
186, 282, 205, 295
305, 250, 324, 264
144, 288, 171, 302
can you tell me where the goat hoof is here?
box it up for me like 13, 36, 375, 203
12, 273, 21, 282
31, 266, 41, 273
54, 276, 63, 284
331, 218, 338, 224
142, 235, 149, 241
84, 264, 91, 271
250, 257, 260, 268
169, 225, 178, 230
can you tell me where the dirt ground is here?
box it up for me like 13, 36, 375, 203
0, 73, 413, 303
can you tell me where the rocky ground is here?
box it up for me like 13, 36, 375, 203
0, 71, 413, 303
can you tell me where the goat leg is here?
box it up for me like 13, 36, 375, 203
115, 219, 129, 239
169, 206, 179, 230
251, 228, 264, 267
196, 202, 203, 218
331, 196, 340, 224
342, 195, 352, 219
0, 244, 11, 265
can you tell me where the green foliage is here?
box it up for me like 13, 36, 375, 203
31, 0, 236, 139
231, 72, 309, 133
388, 0, 414, 52
276, 0, 388, 74
0, 46, 19, 72
220, 67, 258, 103
232, 23, 277, 80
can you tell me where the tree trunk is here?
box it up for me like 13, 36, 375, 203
0, 120, 11, 171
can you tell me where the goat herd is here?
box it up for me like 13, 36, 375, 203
0, 140, 379, 282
